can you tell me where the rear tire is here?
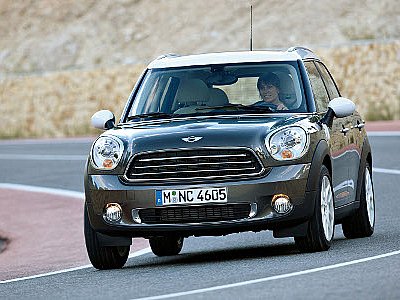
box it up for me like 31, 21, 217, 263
84, 205, 130, 269
149, 236, 184, 257
295, 165, 334, 252
342, 162, 375, 238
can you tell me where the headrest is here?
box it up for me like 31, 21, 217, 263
175, 78, 209, 105
208, 88, 229, 106
276, 72, 297, 108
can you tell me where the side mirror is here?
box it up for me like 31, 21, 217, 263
328, 97, 356, 118
91, 110, 115, 130
320, 97, 356, 127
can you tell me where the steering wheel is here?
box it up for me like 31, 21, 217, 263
251, 101, 277, 110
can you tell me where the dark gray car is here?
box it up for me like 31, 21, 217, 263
84, 47, 375, 269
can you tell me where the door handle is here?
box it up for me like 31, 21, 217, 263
354, 123, 365, 130
341, 127, 350, 134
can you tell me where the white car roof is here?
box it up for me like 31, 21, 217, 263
147, 50, 303, 69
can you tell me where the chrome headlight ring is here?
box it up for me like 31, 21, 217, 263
91, 136, 124, 170
265, 126, 309, 161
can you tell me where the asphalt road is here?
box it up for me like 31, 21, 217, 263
0, 135, 399, 299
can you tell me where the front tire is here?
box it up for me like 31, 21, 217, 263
295, 165, 335, 252
84, 205, 130, 269
149, 236, 184, 257
342, 162, 375, 238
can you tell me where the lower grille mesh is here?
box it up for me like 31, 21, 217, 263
138, 204, 251, 224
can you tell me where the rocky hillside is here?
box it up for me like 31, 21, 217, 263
1, 0, 399, 76
0, 0, 398, 138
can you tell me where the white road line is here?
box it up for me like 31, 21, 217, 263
367, 131, 400, 137
0, 154, 87, 160
373, 168, 400, 175
0, 247, 152, 284
0, 183, 84, 199
131, 250, 400, 300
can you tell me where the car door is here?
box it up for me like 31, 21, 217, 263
304, 61, 351, 207
316, 62, 361, 204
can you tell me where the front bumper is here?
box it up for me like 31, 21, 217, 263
85, 163, 314, 237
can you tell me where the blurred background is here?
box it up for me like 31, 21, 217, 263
0, 0, 399, 138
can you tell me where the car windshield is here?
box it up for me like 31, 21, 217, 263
125, 61, 307, 121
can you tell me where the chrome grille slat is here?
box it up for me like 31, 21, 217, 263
138, 153, 247, 162
128, 172, 263, 182
133, 167, 256, 176
125, 148, 264, 184
134, 160, 254, 169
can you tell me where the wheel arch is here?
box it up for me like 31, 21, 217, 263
306, 139, 331, 192
322, 154, 332, 177
356, 137, 373, 203
366, 151, 373, 171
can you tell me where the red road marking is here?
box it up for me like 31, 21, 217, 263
365, 120, 400, 131
0, 188, 148, 281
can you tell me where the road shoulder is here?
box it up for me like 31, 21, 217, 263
365, 120, 400, 131
0, 187, 148, 281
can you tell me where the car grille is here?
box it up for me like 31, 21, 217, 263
138, 204, 251, 224
125, 148, 264, 183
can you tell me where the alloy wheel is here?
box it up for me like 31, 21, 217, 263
321, 175, 334, 241
365, 168, 375, 227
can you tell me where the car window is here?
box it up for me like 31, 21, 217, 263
219, 77, 258, 105
316, 62, 340, 100
127, 62, 308, 120
304, 61, 329, 112
219, 69, 301, 111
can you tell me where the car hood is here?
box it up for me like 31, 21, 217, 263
103, 114, 314, 154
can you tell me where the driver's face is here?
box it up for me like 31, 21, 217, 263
259, 83, 279, 102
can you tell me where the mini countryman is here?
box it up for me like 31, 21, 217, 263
84, 47, 375, 269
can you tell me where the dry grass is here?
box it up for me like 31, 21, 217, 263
0, 42, 398, 138
317, 41, 400, 121
0, 65, 144, 138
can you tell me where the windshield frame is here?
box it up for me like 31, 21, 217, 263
121, 60, 310, 123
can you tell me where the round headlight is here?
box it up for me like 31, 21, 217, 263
266, 126, 308, 161
92, 136, 124, 170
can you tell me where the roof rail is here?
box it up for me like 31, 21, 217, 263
287, 46, 318, 60
287, 46, 314, 53
155, 53, 181, 60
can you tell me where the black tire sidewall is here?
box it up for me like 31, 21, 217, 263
84, 204, 129, 269
149, 236, 183, 256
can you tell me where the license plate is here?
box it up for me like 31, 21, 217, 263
155, 187, 227, 206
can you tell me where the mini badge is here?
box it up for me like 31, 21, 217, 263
182, 136, 203, 143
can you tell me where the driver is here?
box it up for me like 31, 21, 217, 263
256, 72, 288, 111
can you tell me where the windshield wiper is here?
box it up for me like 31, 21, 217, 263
127, 112, 172, 121
195, 103, 273, 113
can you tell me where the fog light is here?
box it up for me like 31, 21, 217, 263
105, 203, 122, 222
272, 194, 293, 214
